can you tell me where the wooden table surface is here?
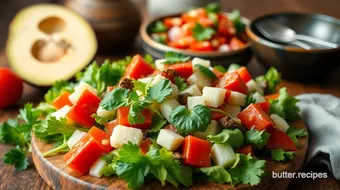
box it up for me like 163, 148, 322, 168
1, 0, 340, 189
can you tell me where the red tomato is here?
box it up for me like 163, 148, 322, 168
266, 128, 297, 151
181, 8, 208, 23
236, 67, 252, 83
229, 37, 246, 50
190, 41, 214, 51
197, 17, 215, 27
67, 90, 101, 128
164, 17, 183, 28
124, 55, 155, 79
168, 36, 195, 49
264, 94, 280, 101
140, 138, 153, 155
238, 104, 275, 131
0, 68, 23, 108
64, 134, 106, 175
218, 14, 236, 37
211, 111, 225, 120
255, 101, 270, 115
105, 119, 117, 136
52, 92, 73, 110
88, 126, 113, 153
237, 144, 254, 156
180, 22, 195, 36
224, 89, 232, 103
215, 71, 248, 94
117, 106, 152, 129
182, 135, 211, 167
165, 62, 193, 78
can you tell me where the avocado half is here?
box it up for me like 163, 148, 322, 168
6, 4, 97, 86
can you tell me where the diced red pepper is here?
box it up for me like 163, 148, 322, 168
182, 135, 211, 167
140, 138, 153, 155
215, 71, 248, 94
255, 101, 270, 115
64, 134, 106, 175
88, 126, 113, 153
117, 106, 152, 129
238, 104, 275, 131
237, 144, 254, 156
266, 128, 297, 151
236, 67, 252, 83
165, 62, 193, 79
229, 37, 246, 50
66, 90, 100, 128
264, 94, 280, 101
123, 55, 155, 79
52, 92, 73, 110
190, 41, 214, 52
105, 119, 117, 136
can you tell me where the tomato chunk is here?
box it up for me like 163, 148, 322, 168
169, 36, 195, 49
105, 119, 117, 136
238, 104, 274, 131
165, 62, 193, 79
266, 128, 297, 151
182, 135, 211, 167
52, 92, 73, 110
181, 8, 208, 23
164, 17, 183, 28
236, 67, 252, 83
124, 55, 155, 79
88, 126, 113, 153
117, 106, 152, 129
64, 134, 106, 175
190, 41, 214, 52
215, 71, 248, 94
224, 89, 232, 103
140, 138, 153, 155
237, 144, 254, 156
218, 14, 235, 37
66, 90, 100, 128
229, 37, 245, 50
255, 101, 270, 115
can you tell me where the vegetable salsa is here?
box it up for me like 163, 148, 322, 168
1, 52, 307, 189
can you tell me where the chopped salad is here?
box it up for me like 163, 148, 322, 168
1, 52, 307, 189
148, 3, 248, 52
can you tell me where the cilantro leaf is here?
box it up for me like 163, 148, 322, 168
100, 88, 130, 111
133, 80, 148, 96
101, 163, 116, 177
170, 105, 211, 135
200, 166, 232, 184
174, 77, 188, 92
146, 78, 173, 103
92, 114, 113, 125
152, 34, 167, 44
195, 64, 217, 79
128, 102, 146, 125
244, 128, 271, 149
205, 2, 220, 13
207, 129, 244, 149
213, 65, 227, 73
229, 10, 246, 34
0, 120, 26, 147
144, 54, 154, 65
192, 23, 216, 41
256, 67, 281, 94
286, 126, 308, 146
150, 21, 168, 33
3, 148, 29, 171
163, 52, 191, 64
44, 80, 74, 103
147, 115, 167, 133
42, 135, 69, 157
242, 92, 256, 109
271, 149, 295, 161
270, 87, 300, 121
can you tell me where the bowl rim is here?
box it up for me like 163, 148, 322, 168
140, 12, 252, 57
246, 12, 340, 53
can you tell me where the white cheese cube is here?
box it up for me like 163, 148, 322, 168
179, 84, 202, 96
89, 158, 107, 178
110, 125, 143, 148
187, 96, 206, 110
157, 129, 184, 151
96, 106, 115, 118
155, 59, 166, 70
192, 57, 211, 72
151, 74, 166, 85
69, 81, 98, 104
227, 91, 246, 106
187, 72, 212, 89
252, 92, 266, 103
193, 120, 220, 139
270, 114, 290, 132
246, 79, 264, 94
51, 105, 74, 125
67, 130, 87, 149
138, 77, 153, 84
202, 87, 226, 108
160, 99, 180, 122
211, 144, 236, 168
222, 105, 241, 118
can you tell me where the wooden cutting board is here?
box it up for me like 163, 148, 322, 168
31, 120, 308, 190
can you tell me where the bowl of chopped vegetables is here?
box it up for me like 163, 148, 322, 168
140, 3, 252, 66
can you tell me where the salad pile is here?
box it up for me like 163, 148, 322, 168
149, 3, 247, 52
0, 52, 307, 189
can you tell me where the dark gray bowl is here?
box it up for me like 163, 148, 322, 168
140, 13, 252, 66
247, 12, 340, 81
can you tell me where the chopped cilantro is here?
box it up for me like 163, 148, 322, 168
207, 129, 244, 149
270, 87, 300, 121
271, 149, 295, 161
192, 23, 216, 41
163, 52, 191, 64
244, 128, 271, 149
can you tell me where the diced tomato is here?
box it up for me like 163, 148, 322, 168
105, 120, 117, 136
237, 144, 254, 156
180, 22, 195, 36
123, 55, 155, 79
117, 106, 152, 129
211, 111, 225, 120
164, 17, 183, 28
182, 135, 211, 167
236, 67, 252, 83
218, 14, 236, 37
218, 36, 228, 45
181, 8, 208, 23
140, 138, 153, 155
64, 134, 106, 175
165, 62, 193, 78
255, 101, 270, 115
264, 94, 280, 101
67, 90, 100, 128
229, 37, 246, 50
215, 71, 248, 94
197, 17, 215, 27
212, 68, 225, 79
190, 41, 214, 52
169, 36, 195, 49
266, 128, 297, 151
237, 104, 275, 131
52, 92, 73, 110
88, 126, 113, 153
224, 89, 232, 103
